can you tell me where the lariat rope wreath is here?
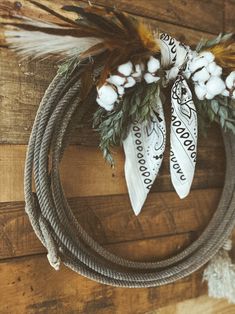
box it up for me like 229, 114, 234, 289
3, 1, 235, 302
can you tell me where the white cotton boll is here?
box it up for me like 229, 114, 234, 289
97, 85, 118, 104
232, 91, 235, 99
107, 75, 125, 86
124, 76, 136, 88
222, 89, 230, 97
132, 64, 142, 78
144, 73, 160, 84
117, 85, 125, 95
195, 83, 207, 100
96, 97, 114, 111
206, 62, 222, 76
192, 67, 210, 82
118, 61, 133, 76
226, 71, 235, 89
212, 65, 222, 77
199, 51, 215, 63
205, 92, 215, 100
97, 84, 118, 110
206, 76, 226, 96
147, 56, 160, 73
207, 61, 217, 74
189, 57, 208, 73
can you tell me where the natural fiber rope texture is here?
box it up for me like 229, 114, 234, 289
24, 69, 235, 287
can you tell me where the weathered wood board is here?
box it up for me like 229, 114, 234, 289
0, 188, 221, 259
0, 143, 225, 202
0, 255, 205, 314
0, 0, 235, 313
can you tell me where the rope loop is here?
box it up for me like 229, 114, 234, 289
24, 70, 235, 287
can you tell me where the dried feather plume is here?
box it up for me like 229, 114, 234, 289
5, 24, 102, 59
3, 0, 160, 70
205, 34, 235, 73
2, 1, 235, 302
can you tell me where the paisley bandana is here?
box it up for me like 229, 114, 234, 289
123, 35, 197, 213
170, 75, 197, 198
3, 4, 235, 216
123, 97, 166, 215
3, 5, 235, 302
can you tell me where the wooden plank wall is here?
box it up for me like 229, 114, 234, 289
0, 0, 235, 313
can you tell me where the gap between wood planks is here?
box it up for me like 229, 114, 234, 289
0, 1, 233, 312
0, 253, 205, 314
0, 0, 220, 43
0, 188, 222, 259
80, 0, 223, 34
0, 6, 216, 146
0, 231, 195, 262
0, 144, 225, 202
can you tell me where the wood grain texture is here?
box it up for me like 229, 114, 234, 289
91, 0, 223, 34
0, 49, 57, 144
0, 0, 234, 312
0, 188, 221, 259
0, 0, 214, 46
0, 46, 224, 146
0, 0, 221, 35
152, 295, 235, 314
0, 254, 205, 314
0, 0, 218, 35
0, 29, 214, 145
225, 0, 235, 32
0, 144, 225, 202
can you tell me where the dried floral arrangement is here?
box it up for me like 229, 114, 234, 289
2, 1, 235, 302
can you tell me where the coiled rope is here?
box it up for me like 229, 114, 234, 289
24, 68, 235, 287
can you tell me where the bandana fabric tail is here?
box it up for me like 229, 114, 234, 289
170, 75, 198, 198
123, 97, 166, 215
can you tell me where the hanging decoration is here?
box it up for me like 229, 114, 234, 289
2, 0, 235, 303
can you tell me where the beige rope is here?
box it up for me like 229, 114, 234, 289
24, 67, 235, 287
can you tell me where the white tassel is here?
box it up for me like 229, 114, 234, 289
203, 239, 235, 304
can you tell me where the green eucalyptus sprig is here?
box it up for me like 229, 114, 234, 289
195, 96, 235, 134
93, 104, 127, 166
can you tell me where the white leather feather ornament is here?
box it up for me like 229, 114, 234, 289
123, 97, 166, 215
170, 75, 198, 198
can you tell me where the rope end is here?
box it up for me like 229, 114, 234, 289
47, 253, 61, 271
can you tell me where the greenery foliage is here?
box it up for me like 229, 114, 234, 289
58, 33, 235, 165
93, 82, 161, 165
196, 33, 233, 52
195, 96, 235, 134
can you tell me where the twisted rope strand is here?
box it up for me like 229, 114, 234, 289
24, 68, 235, 287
